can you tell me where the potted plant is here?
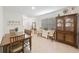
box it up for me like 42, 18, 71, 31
15, 27, 18, 32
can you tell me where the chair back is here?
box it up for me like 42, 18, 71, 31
24, 29, 31, 35
9, 34, 25, 53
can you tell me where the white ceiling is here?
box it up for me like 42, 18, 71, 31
4, 6, 67, 17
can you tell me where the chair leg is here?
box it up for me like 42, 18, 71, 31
22, 48, 24, 53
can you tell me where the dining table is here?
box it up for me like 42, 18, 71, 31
0, 32, 32, 53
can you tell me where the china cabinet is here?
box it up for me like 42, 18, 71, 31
56, 14, 79, 47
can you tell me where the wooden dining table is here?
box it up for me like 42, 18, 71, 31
0, 32, 32, 53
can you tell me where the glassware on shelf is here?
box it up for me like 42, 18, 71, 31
65, 18, 73, 23
65, 17, 74, 31
57, 19, 64, 30
65, 23, 71, 27
57, 23, 63, 30
57, 23, 62, 27
57, 19, 63, 23
65, 22, 74, 31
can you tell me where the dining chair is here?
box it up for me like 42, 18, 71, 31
9, 35, 25, 53
24, 29, 32, 52
47, 30, 56, 40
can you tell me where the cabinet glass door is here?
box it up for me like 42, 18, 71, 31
65, 17, 74, 31
57, 19, 64, 30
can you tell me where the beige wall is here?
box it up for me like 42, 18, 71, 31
3, 7, 23, 34
0, 7, 4, 43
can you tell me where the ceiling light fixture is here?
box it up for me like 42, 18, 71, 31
32, 6, 36, 10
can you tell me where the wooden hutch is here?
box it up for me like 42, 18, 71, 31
56, 14, 79, 48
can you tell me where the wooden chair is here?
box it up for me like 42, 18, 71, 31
24, 29, 32, 51
24, 29, 31, 35
47, 30, 56, 40
9, 35, 25, 53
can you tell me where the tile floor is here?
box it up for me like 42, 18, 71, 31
25, 34, 79, 53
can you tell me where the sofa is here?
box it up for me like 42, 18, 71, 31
37, 27, 55, 39
42, 29, 55, 39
